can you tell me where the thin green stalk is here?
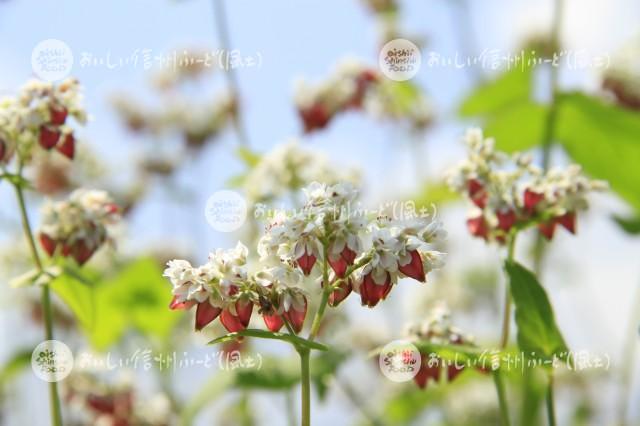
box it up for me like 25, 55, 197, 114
298, 348, 311, 426
546, 371, 557, 426
493, 371, 511, 426
500, 233, 517, 349
212, 0, 250, 147
308, 243, 330, 341
13, 178, 63, 426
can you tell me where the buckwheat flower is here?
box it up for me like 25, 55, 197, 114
448, 128, 607, 243
404, 303, 480, 389
38, 189, 120, 265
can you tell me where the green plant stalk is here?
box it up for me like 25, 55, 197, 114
500, 233, 517, 349
308, 243, 330, 341
298, 347, 311, 426
546, 371, 557, 426
13, 177, 63, 426
493, 371, 511, 426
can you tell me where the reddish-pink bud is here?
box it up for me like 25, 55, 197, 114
56, 133, 75, 159
447, 364, 464, 382
284, 297, 307, 333
414, 355, 440, 390
359, 272, 392, 308
468, 179, 487, 209
169, 296, 195, 310
496, 209, 517, 232
195, 301, 222, 331
296, 250, 317, 276
328, 279, 352, 307
523, 189, 544, 214
300, 103, 331, 133
220, 309, 246, 333
328, 247, 357, 277
72, 239, 95, 265
557, 212, 576, 234
466, 216, 488, 240
538, 221, 557, 240
39, 126, 60, 150
39, 233, 57, 257
263, 313, 284, 332
399, 250, 426, 282
50, 106, 68, 125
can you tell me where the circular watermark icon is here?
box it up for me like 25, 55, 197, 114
378, 38, 421, 81
205, 190, 247, 232
31, 39, 74, 82
379, 339, 421, 382
31, 340, 74, 382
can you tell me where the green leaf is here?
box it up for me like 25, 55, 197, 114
412, 181, 460, 208
484, 101, 548, 152
506, 261, 568, 361
459, 66, 533, 117
0, 350, 32, 386
208, 329, 329, 351
50, 274, 96, 332
612, 214, 640, 235
556, 92, 640, 211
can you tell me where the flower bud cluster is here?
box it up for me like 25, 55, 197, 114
0, 78, 86, 164
293, 59, 431, 133
164, 182, 447, 335
446, 128, 607, 243
38, 189, 121, 265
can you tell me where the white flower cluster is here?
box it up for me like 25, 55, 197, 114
242, 140, 360, 204
404, 302, 472, 346
0, 78, 86, 164
39, 189, 120, 265
293, 58, 432, 132
257, 182, 446, 307
446, 128, 607, 242
602, 39, 640, 110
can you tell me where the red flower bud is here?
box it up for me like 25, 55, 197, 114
414, 355, 441, 389
399, 250, 426, 282
468, 179, 487, 209
300, 103, 331, 133
39, 233, 57, 256
220, 299, 253, 333
284, 297, 307, 333
263, 313, 284, 332
72, 239, 95, 265
538, 221, 557, 240
466, 215, 488, 240
296, 250, 317, 276
447, 364, 464, 381
523, 189, 544, 214
359, 271, 392, 307
195, 301, 222, 331
56, 133, 75, 159
328, 246, 357, 277
557, 212, 576, 234
169, 296, 195, 310
39, 126, 60, 150
50, 106, 68, 125
496, 209, 516, 232
328, 279, 352, 307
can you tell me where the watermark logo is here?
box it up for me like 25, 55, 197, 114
379, 38, 421, 81
205, 190, 247, 232
379, 339, 421, 382
31, 39, 74, 82
31, 340, 74, 382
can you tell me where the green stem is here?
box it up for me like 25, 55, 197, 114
298, 348, 311, 426
500, 234, 517, 349
546, 371, 557, 426
493, 371, 511, 426
13, 179, 63, 426
308, 243, 330, 341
